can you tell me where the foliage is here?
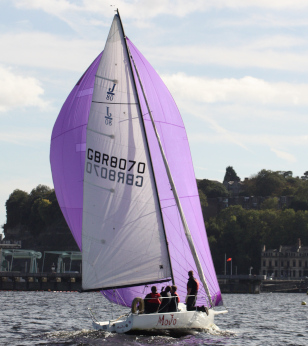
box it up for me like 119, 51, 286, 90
207, 206, 308, 275
260, 197, 279, 210
198, 189, 208, 208
197, 179, 229, 198
5, 189, 29, 227
3, 185, 66, 236
223, 166, 240, 182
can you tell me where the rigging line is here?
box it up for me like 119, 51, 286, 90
114, 289, 129, 307
161, 203, 177, 210
91, 101, 138, 105
83, 180, 115, 193
51, 123, 87, 141
95, 75, 117, 83
87, 127, 114, 138
160, 194, 199, 202
143, 117, 186, 130
127, 40, 170, 132
186, 195, 218, 288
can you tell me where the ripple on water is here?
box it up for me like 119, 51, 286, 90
1, 292, 308, 345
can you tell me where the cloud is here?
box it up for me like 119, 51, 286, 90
150, 42, 308, 72
0, 32, 101, 72
162, 73, 308, 106
13, 0, 308, 23
0, 129, 50, 145
271, 148, 297, 163
190, 132, 308, 150
0, 66, 48, 112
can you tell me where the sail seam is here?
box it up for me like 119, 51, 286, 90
87, 128, 114, 138
51, 123, 87, 140
83, 278, 172, 292
84, 180, 114, 192
91, 101, 138, 104
95, 75, 118, 83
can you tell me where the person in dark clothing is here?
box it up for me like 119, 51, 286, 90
168, 285, 180, 312
144, 286, 161, 313
186, 270, 199, 311
158, 286, 171, 313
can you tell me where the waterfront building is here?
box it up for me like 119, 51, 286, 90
261, 238, 308, 278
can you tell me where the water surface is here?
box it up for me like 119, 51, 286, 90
1, 292, 307, 345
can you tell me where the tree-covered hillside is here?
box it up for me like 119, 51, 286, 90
3, 168, 308, 275
3, 185, 77, 252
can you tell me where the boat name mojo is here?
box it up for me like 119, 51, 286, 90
156, 314, 177, 327
86, 148, 146, 187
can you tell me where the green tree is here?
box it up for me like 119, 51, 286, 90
197, 179, 229, 198
4, 189, 29, 228
198, 189, 208, 208
223, 166, 240, 182
255, 169, 286, 196
260, 197, 279, 210
290, 181, 308, 211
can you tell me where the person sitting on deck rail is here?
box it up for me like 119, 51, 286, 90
158, 286, 171, 313
168, 285, 180, 312
144, 286, 161, 313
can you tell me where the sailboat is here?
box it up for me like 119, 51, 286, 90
50, 10, 227, 333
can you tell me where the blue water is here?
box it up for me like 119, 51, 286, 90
1, 291, 307, 345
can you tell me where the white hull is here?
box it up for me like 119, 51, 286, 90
92, 304, 227, 334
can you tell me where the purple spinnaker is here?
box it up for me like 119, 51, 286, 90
50, 53, 102, 250
50, 38, 222, 307
127, 39, 222, 306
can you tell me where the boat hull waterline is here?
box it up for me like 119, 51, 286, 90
92, 306, 227, 333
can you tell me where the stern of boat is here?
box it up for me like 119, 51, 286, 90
93, 314, 133, 333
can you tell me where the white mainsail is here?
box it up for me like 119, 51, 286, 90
82, 16, 172, 290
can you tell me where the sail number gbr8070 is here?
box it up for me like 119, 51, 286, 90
86, 148, 145, 187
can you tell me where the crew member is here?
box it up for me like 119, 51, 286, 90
144, 286, 161, 313
169, 285, 180, 312
186, 270, 199, 311
159, 286, 171, 313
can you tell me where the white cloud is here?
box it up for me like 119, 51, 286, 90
271, 148, 297, 163
0, 66, 48, 112
0, 32, 100, 71
13, 0, 308, 22
190, 132, 308, 149
151, 43, 308, 72
2, 31, 308, 75
162, 73, 308, 106
0, 129, 50, 145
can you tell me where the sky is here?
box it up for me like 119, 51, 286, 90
1, 0, 308, 232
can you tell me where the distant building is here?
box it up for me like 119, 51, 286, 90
261, 239, 308, 279
223, 180, 244, 197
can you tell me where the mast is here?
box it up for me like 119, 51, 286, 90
118, 14, 213, 307
116, 9, 175, 285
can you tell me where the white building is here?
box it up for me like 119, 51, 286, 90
261, 239, 308, 279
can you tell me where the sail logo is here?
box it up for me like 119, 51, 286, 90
86, 149, 145, 187
156, 314, 177, 326
106, 83, 116, 101
105, 107, 113, 126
